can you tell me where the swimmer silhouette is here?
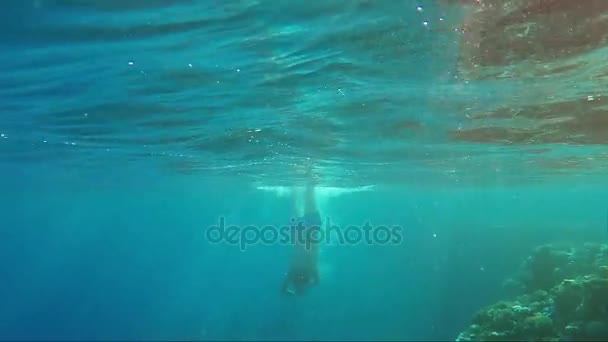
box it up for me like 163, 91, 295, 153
281, 176, 321, 296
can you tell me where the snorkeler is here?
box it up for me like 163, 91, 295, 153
281, 178, 321, 296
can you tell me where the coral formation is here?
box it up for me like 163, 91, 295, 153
458, 0, 608, 80
457, 243, 608, 341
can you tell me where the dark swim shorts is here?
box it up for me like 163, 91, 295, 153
300, 211, 322, 228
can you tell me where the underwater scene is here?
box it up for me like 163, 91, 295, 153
2, 0, 608, 341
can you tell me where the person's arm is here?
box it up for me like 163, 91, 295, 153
311, 267, 320, 285
281, 272, 291, 295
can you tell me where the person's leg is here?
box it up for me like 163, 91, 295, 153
303, 180, 320, 223
302, 180, 321, 286
290, 185, 302, 219
304, 181, 315, 213
281, 187, 307, 296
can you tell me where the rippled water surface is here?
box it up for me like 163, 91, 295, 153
2, 0, 608, 186
4, 1, 608, 341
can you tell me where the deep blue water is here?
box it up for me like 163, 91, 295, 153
2, 167, 607, 340
2, 0, 608, 341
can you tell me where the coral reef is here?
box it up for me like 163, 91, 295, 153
457, 243, 608, 341
458, 0, 608, 80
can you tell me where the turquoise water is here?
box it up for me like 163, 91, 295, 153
2, 1, 608, 340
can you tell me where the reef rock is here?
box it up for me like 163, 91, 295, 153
457, 243, 608, 341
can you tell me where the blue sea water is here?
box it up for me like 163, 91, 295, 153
2, 0, 608, 341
